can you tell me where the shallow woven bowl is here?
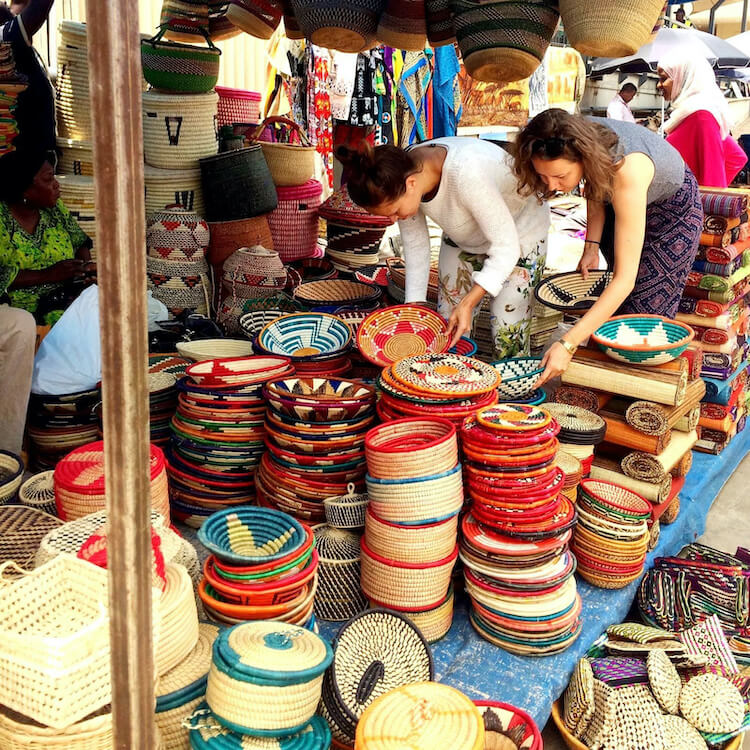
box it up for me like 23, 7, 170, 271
450, 337, 478, 357
293, 280, 381, 307
176, 339, 254, 362
534, 270, 612, 314
357, 305, 451, 367
0, 451, 24, 504
256, 313, 352, 359
591, 315, 695, 366
492, 357, 543, 399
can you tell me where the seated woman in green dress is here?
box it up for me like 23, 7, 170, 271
0, 148, 94, 325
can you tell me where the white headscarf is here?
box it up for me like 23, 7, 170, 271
658, 47, 732, 138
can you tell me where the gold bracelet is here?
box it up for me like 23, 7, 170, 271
558, 338, 578, 356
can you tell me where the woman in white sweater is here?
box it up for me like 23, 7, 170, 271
337, 138, 550, 359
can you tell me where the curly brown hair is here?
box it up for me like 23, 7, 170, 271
336, 142, 420, 209
513, 109, 622, 203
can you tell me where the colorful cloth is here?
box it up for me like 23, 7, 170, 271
682, 277, 750, 304
692, 252, 748, 278
432, 45, 462, 139
695, 239, 750, 265
307, 46, 333, 189
704, 215, 741, 234
397, 50, 432, 145
679, 296, 735, 317
589, 657, 649, 688
701, 191, 748, 219
0, 199, 88, 320
703, 362, 748, 404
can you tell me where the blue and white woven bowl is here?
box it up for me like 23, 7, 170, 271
592, 315, 694, 366
256, 313, 352, 360
492, 357, 543, 399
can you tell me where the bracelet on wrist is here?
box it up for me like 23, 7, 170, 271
558, 338, 578, 356
584, 239, 600, 246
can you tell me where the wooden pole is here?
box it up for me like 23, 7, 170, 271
86, 6, 155, 749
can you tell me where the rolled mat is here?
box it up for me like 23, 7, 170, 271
700, 189, 748, 219
692, 253, 748, 278
619, 430, 698, 483
599, 411, 672, 453
562, 348, 688, 407
695, 238, 750, 265
677, 308, 738, 331
700, 385, 743, 419
679, 295, 735, 317
703, 214, 741, 235
624, 378, 706, 435
649, 476, 684, 524
549, 386, 610, 413
670, 449, 693, 478
672, 406, 701, 433
681, 345, 704, 381
699, 412, 735, 433
590, 457, 672, 505
703, 362, 748, 404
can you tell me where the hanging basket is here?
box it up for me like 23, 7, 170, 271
160, 0, 211, 40
248, 116, 316, 187
226, 0, 283, 38
289, 0, 387, 53
425, 0, 456, 46
559, 0, 665, 58
450, 0, 560, 83
377, 0, 427, 51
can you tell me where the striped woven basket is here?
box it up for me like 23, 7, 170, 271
226, 0, 283, 38
0, 451, 24, 505
145, 164, 205, 218
57, 138, 94, 176
450, 0, 560, 83
290, 0, 387, 53
268, 179, 323, 262
249, 116, 317, 187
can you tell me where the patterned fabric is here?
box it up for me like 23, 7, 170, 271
307, 46, 333, 190
680, 614, 740, 673
590, 657, 649, 688
437, 235, 547, 359
679, 296, 730, 317
616, 169, 702, 317
695, 239, 750, 265
693, 252, 748, 278
704, 214, 741, 234
700, 191, 748, 219
0, 199, 89, 321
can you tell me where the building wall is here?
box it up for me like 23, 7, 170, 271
37, 0, 269, 94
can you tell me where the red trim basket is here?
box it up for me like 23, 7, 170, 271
268, 179, 323, 262
216, 86, 262, 128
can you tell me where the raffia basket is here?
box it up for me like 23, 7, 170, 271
400, 587, 454, 643
249, 116, 316, 187
156, 563, 200, 677
18, 471, 57, 516
57, 138, 94, 176
0, 450, 24, 504
360, 538, 457, 610
145, 164, 205, 218
559, 0, 664, 58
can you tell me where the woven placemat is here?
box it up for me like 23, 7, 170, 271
647, 648, 681, 714
563, 658, 595, 738
0, 505, 63, 568
581, 678, 616, 748
661, 714, 709, 750
601, 684, 665, 750
679, 614, 739, 673
679, 673, 745, 734
606, 622, 674, 645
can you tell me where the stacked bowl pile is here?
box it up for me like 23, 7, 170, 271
258, 376, 377, 525
217, 245, 290, 334
0, 46, 27, 158
215, 85, 262, 127
555, 450, 584, 503
459, 404, 582, 655
318, 185, 392, 274
53, 440, 170, 522
386, 257, 439, 305
493, 356, 544, 402
375, 353, 500, 426
255, 312, 355, 377
191, 621, 332, 746
56, 21, 92, 141
167, 355, 294, 527
292, 279, 383, 317
361, 418, 461, 642
145, 163, 205, 218
197, 506, 319, 628
543, 402, 607, 477
147, 372, 179, 446
572, 478, 651, 589
146, 204, 212, 320
26, 387, 100, 469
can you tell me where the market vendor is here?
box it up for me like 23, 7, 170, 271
657, 48, 746, 188
337, 138, 550, 359
0, 148, 94, 325
513, 108, 703, 386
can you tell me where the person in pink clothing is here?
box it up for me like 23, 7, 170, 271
657, 48, 747, 188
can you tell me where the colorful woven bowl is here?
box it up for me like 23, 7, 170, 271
474, 701, 542, 750
356, 305, 450, 367
197, 506, 307, 566
450, 337, 478, 357
492, 357, 543, 399
256, 313, 352, 359
293, 280, 382, 308
591, 315, 695, 365
534, 271, 612, 314
185, 356, 292, 387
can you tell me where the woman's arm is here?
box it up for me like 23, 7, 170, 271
10, 259, 86, 288
399, 211, 433, 303
535, 153, 654, 386
579, 199, 606, 277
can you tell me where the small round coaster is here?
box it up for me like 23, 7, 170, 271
679, 673, 745, 735
647, 648, 681, 714
661, 714, 709, 750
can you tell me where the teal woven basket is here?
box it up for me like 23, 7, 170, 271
492, 356, 543, 399
591, 315, 694, 366
142, 26, 220, 94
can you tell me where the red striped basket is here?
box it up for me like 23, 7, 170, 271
268, 179, 323, 262
216, 86, 262, 128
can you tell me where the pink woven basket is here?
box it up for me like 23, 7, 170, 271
216, 86, 262, 128
268, 179, 323, 262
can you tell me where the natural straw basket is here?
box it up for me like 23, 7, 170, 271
0, 505, 62, 568
360, 538, 457, 610
559, 0, 665, 58
365, 418, 458, 480
156, 563, 200, 677
144, 164, 205, 218
290, 0, 387, 53
398, 587, 455, 643
323, 483, 368, 529
57, 137, 94, 176
248, 116, 316, 187
0, 450, 24, 504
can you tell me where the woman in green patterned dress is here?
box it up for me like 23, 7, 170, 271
0, 149, 94, 325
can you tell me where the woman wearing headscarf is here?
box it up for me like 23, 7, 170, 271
0, 148, 94, 325
657, 48, 746, 187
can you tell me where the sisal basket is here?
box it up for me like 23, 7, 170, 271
560, 0, 665, 58
18, 471, 57, 515
145, 164, 205, 218
0, 450, 24, 504
0, 505, 63, 568
156, 564, 200, 677
249, 116, 316, 187
57, 138, 94, 176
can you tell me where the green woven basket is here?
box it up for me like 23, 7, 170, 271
142, 26, 220, 94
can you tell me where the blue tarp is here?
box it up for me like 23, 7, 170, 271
318, 430, 750, 729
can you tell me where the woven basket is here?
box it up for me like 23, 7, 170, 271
268, 179, 323, 262
142, 90, 219, 169
535, 271, 612, 314
0, 505, 62, 569
249, 116, 316, 187
426, 0, 456, 45
290, 0, 387, 53
176, 338, 254, 361
216, 86, 262, 128
0, 450, 24, 504
145, 164, 205, 218
156, 563, 200, 677
560, 0, 664, 57
57, 137, 94, 176
160, 0, 210, 39
56, 22, 91, 141
226, 0, 283, 38
142, 26, 221, 94
293, 279, 381, 308
401, 587, 455, 643
200, 146, 277, 222
360, 538, 457, 610
18, 471, 57, 515
207, 215, 274, 270
323, 484, 368, 529
450, 0, 560, 84
377, 0, 427, 50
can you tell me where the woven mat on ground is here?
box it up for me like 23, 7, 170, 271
315, 429, 750, 731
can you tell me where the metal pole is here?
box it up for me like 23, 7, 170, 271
709, 0, 729, 35
85, 6, 155, 750
742, 0, 748, 33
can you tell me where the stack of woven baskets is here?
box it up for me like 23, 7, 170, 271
361, 418, 462, 643
186, 621, 332, 746
146, 204, 213, 319
544, 402, 607, 477
53, 440, 170, 522
459, 404, 583, 655
167, 355, 294, 527
258, 375, 376, 524
319, 185, 392, 275
196, 505, 319, 627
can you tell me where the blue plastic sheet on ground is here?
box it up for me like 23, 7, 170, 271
318, 429, 750, 729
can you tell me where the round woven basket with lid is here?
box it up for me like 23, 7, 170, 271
206, 621, 333, 736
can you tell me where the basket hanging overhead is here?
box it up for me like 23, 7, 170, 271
160, 0, 211, 40
377, 0, 427, 51
226, 0, 283, 38
450, 0, 560, 83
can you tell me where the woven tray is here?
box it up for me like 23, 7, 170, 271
0, 505, 62, 568
535, 271, 612, 314
293, 280, 381, 306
